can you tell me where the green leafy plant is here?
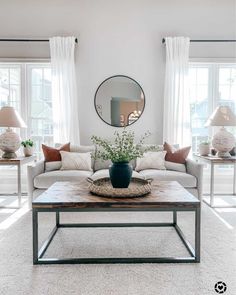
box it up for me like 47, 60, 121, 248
91, 129, 152, 163
21, 139, 34, 148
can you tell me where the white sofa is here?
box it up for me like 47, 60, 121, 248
27, 145, 203, 203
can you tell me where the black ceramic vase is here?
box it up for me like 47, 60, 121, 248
109, 162, 132, 188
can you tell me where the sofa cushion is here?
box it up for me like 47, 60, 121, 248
91, 169, 144, 181
139, 169, 196, 188
45, 161, 62, 172
55, 144, 96, 169
69, 144, 95, 154
135, 151, 166, 171
165, 161, 186, 173
67, 145, 96, 169
94, 159, 112, 171
60, 151, 92, 171
42, 143, 70, 162
34, 170, 93, 189
164, 142, 191, 164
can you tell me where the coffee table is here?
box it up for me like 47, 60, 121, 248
32, 180, 201, 264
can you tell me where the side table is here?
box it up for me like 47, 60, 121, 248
0, 155, 36, 208
194, 154, 236, 208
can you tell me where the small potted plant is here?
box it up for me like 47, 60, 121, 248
21, 139, 34, 157
91, 130, 151, 188
198, 141, 210, 156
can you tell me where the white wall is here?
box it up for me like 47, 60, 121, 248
0, 0, 235, 144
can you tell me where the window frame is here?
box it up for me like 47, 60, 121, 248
189, 59, 236, 140
0, 59, 52, 158
189, 59, 236, 171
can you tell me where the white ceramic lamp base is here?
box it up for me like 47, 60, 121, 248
212, 127, 235, 158
0, 128, 21, 159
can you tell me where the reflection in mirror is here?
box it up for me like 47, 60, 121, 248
94, 75, 145, 127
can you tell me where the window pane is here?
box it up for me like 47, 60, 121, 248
189, 66, 210, 153
232, 68, 236, 85
0, 86, 9, 107
219, 68, 231, 84
43, 68, 52, 100
31, 85, 42, 100
219, 85, 230, 100
197, 85, 208, 102
31, 68, 43, 84
0, 65, 21, 110
43, 83, 52, 100
44, 68, 51, 81
10, 68, 20, 84
9, 85, 20, 109
28, 65, 53, 158
231, 85, 236, 98
217, 65, 236, 137
197, 68, 208, 85
189, 68, 197, 86
0, 68, 9, 85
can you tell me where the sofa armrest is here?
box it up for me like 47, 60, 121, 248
186, 159, 204, 200
27, 160, 45, 205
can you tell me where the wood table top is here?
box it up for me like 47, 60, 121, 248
0, 155, 36, 165
32, 180, 200, 210
194, 154, 236, 163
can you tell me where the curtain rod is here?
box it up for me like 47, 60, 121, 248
0, 38, 78, 43
162, 38, 236, 44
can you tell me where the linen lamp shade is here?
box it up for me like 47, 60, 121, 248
0, 106, 27, 159
205, 106, 236, 127
205, 106, 236, 158
0, 106, 26, 128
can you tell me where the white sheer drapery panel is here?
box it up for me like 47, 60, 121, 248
163, 37, 191, 147
50, 36, 80, 144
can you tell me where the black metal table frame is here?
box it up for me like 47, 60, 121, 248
32, 207, 201, 264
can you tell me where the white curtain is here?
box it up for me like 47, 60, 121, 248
50, 36, 80, 144
163, 37, 191, 147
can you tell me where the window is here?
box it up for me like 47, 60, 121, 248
0, 62, 53, 158
0, 65, 21, 111
189, 62, 236, 153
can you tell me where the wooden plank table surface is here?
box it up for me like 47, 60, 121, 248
32, 180, 200, 209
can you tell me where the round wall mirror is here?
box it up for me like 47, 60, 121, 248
94, 75, 145, 127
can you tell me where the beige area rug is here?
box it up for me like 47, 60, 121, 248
0, 203, 235, 295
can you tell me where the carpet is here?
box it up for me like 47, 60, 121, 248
0, 203, 235, 295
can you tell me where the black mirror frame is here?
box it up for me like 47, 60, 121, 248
94, 75, 146, 128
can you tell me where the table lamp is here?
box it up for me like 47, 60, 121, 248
205, 105, 236, 158
0, 106, 27, 159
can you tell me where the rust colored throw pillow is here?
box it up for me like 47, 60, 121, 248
42, 143, 70, 162
164, 142, 191, 164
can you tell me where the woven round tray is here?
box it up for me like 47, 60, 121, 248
87, 177, 152, 198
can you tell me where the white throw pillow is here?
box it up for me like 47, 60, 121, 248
135, 151, 167, 171
60, 151, 92, 171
